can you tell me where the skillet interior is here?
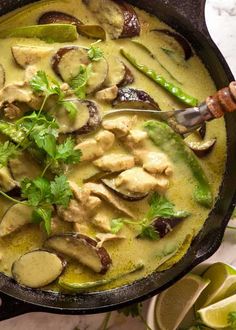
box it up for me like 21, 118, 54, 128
0, 0, 235, 316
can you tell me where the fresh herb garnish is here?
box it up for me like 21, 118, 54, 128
110, 193, 189, 240
69, 64, 93, 99
228, 311, 236, 329
118, 303, 152, 330
88, 40, 104, 62
0, 141, 20, 167
30, 70, 78, 119
110, 218, 159, 241
147, 192, 190, 220
21, 175, 72, 234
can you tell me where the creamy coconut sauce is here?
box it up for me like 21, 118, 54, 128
0, 0, 226, 291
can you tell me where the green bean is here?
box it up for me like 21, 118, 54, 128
144, 120, 213, 208
120, 48, 198, 107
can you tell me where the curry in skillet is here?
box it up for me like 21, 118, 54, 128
0, 0, 226, 292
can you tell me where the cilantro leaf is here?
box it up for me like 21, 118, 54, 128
88, 42, 104, 61
139, 224, 160, 240
69, 64, 93, 99
147, 192, 190, 220
21, 177, 51, 207
111, 218, 125, 234
0, 141, 20, 167
118, 303, 142, 317
55, 138, 82, 165
30, 70, 63, 98
50, 175, 73, 208
32, 207, 52, 235
228, 312, 236, 329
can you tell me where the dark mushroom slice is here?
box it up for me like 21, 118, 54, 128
0, 64, 5, 89
113, 87, 160, 110
83, 0, 140, 39
0, 166, 17, 193
38, 11, 106, 40
151, 29, 193, 61
11, 45, 53, 68
50, 99, 100, 135
58, 262, 144, 292
102, 177, 148, 201
0, 204, 33, 237
51, 46, 108, 94
12, 250, 66, 288
186, 139, 216, 158
105, 56, 134, 87
45, 233, 112, 274
8, 151, 42, 182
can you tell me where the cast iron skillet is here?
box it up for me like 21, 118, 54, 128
0, 0, 235, 321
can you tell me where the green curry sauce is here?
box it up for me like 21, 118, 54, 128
0, 0, 226, 292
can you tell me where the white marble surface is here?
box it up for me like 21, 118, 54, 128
1, 1, 236, 329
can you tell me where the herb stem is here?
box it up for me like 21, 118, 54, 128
227, 226, 236, 231
41, 161, 52, 177
0, 191, 27, 205
99, 312, 112, 330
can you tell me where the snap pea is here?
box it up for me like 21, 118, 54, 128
120, 48, 198, 107
144, 120, 213, 208
58, 263, 144, 292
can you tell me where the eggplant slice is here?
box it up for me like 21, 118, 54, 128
83, 0, 140, 39
45, 233, 112, 274
0, 64, 5, 89
102, 177, 148, 201
38, 11, 106, 40
113, 87, 160, 110
105, 56, 134, 87
51, 99, 100, 134
11, 45, 53, 68
186, 139, 216, 158
0, 204, 33, 237
12, 250, 66, 288
52, 46, 108, 94
151, 29, 193, 61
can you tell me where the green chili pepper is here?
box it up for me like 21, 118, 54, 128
120, 48, 198, 107
144, 120, 213, 208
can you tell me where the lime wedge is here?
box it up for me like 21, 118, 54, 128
155, 274, 210, 330
195, 262, 236, 310
198, 293, 236, 328
0, 24, 78, 42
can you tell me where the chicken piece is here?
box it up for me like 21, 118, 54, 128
4, 103, 23, 120
76, 130, 115, 162
95, 130, 115, 151
24, 65, 38, 82
84, 182, 135, 218
50, 215, 72, 236
92, 208, 111, 233
95, 85, 118, 102
58, 182, 102, 224
135, 150, 173, 176
102, 116, 137, 137
0, 167, 17, 192
115, 167, 169, 194
96, 233, 125, 248
126, 129, 147, 145
93, 154, 135, 172
73, 222, 91, 235
0, 82, 32, 107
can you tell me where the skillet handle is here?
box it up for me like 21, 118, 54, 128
164, 0, 208, 34
0, 293, 38, 321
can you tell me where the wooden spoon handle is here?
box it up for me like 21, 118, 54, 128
206, 82, 236, 118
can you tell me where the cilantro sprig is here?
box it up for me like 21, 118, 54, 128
69, 64, 93, 99
228, 312, 236, 329
20, 175, 72, 234
88, 40, 104, 61
111, 192, 190, 240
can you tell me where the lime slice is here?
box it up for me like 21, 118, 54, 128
155, 274, 210, 330
195, 262, 236, 310
198, 293, 236, 328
